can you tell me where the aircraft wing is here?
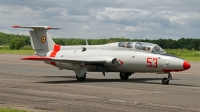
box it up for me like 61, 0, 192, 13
21, 56, 118, 66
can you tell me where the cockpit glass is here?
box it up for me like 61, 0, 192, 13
151, 45, 166, 54
135, 42, 166, 54
118, 42, 133, 48
118, 42, 166, 54
135, 42, 153, 51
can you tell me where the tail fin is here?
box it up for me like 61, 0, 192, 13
12, 26, 60, 56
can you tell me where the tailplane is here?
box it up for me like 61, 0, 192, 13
12, 26, 60, 56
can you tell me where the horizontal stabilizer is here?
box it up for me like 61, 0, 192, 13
21, 56, 52, 61
11, 25, 61, 30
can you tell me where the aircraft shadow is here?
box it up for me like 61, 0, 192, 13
37, 76, 199, 87
41, 76, 76, 78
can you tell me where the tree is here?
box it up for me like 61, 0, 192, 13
1, 31, 200, 50
9, 38, 24, 50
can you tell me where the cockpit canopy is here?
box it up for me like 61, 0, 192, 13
118, 42, 166, 54
118, 42, 133, 48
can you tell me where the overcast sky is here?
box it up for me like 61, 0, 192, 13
0, 0, 199, 39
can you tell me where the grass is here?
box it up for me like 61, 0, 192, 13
165, 49, 200, 62
165, 49, 200, 57
0, 108, 28, 112
0, 50, 34, 55
179, 56, 200, 62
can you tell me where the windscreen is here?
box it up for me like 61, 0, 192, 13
151, 45, 166, 54
135, 42, 166, 54
135, 42, 153, 51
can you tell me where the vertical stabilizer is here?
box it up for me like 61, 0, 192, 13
12, 26, 60, 56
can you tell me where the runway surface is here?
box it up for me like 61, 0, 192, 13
0, 54, 199, 112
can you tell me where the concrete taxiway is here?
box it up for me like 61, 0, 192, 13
0, 54, 199, 112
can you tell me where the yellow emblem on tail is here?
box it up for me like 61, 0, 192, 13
41, 36, 46, 43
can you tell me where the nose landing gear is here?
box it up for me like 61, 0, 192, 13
162, 72, 173, 85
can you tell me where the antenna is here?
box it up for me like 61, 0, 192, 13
86, 39, 89, 46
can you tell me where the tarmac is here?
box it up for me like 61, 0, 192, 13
0, 54, 199, 112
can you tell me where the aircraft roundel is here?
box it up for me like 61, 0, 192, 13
41, 36, 46, 43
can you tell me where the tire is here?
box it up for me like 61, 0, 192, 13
120, 72, 129, 80
76, 74, 86, 81
162, 77, 169, 85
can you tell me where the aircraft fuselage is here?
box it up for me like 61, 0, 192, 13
45, 49, 189, 73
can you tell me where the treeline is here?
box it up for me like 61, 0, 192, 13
0, 32, 200, 50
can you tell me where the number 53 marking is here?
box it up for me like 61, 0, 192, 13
147, 57, 158, 68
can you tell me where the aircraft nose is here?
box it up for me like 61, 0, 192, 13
183, 61, 191, 70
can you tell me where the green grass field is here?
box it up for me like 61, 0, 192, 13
179, 56, 200, 62
0, 50, 34, 55
165, 49, 200, 57
165, 49, 200, 62
0, 108, 28, 112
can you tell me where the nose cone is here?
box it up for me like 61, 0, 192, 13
183, 61, 191, 70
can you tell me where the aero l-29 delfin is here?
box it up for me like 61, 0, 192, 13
12, 26, 191, 85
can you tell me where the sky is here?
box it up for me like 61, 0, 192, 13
0, 0, 199, 39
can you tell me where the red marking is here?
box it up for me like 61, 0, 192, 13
183, 61, 191, 70
153, 58, 158, 68
162, 69, 185, 73
21, 56, 52, 60
147, 57, 158, 68
50, 62, 57, 66
50, 44, 61, 57
50, 51, 57, 58
118, 60, 124, 66
49, 44, 61, 66
54, 44, 61, 51
11, 25, 20, 28
147, 57, 152, 67
47, 26, 51, 30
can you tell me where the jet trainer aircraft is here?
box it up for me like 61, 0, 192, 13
12, 26, 191, 85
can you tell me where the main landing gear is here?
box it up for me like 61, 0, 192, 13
73, 64, 87, 81
119, 72, 132, 80
76, 73, 86, 81
162, 72, 173, 85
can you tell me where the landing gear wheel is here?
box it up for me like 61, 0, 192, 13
162, 77, 169, 85
120, 72, 130, 80
76, 74, 86, 81
161, 72, 173, 85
